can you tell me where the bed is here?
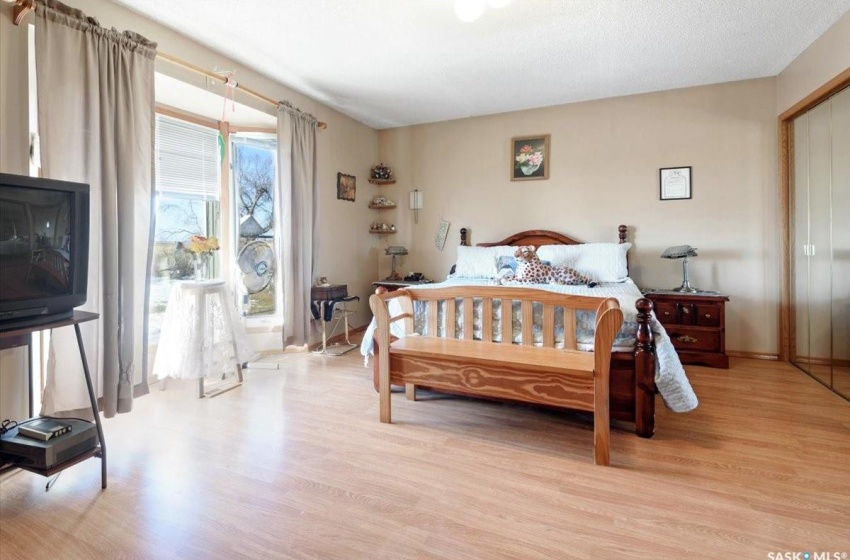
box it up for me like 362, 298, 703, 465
361, 225, 698, 437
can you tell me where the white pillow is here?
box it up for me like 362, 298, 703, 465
536, 243, 631, 282
454, 245, 516, 278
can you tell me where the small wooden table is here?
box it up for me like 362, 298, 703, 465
0, 311, 106, 488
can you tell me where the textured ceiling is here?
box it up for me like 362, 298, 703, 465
111, 0, 849, 129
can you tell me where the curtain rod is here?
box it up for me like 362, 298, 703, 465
157, 53, 327, 129
3, 0, 328, 130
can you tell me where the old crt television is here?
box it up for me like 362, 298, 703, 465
0, 173, 90, 331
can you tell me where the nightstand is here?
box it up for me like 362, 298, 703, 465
641, 289, 730, 369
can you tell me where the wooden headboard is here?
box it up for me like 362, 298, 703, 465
462, 225, 629, 247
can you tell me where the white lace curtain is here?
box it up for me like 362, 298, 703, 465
36, 0, 157, 417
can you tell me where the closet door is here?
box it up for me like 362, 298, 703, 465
806, 99, 834, 389
792, 115, 811, 375
792, 85, 850, 399
831, 87, 850, 399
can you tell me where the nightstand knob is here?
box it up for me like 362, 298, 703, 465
704, 313, 711, 318
682, 308, 689, 314
677, 335, 698, 343
663, 311, 671, 316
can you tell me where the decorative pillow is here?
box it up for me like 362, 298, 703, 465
536, 242, 631, 282
496, 255, 517, 273
497, 255, 552, 273
454, 246, 516, 278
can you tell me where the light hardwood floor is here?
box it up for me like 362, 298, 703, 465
1, 348, 848, 560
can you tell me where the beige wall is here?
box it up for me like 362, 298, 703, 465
777, 10, 850, 114
379, 78, 780, 355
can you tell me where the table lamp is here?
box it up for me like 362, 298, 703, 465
661, 245, 699, 293
385, 246, 408, 280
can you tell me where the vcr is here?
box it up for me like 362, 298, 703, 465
0, 418, 98, 469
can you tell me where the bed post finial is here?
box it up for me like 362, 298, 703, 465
460, 228, 468, 246
634, 297, 656, 438
618, 225, 628, 244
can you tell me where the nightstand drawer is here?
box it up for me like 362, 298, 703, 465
693, 303, 721, 327
654, 302, 679, 325
666, 326, 721, 353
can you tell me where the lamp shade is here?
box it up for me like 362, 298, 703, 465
661, 245, 698, 259
385, 246, 408, 256
661, 245, 699, 293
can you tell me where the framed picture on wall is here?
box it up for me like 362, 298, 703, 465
337, 172, 356, 202
659, 166, 692, 200
511, 134, 550, 181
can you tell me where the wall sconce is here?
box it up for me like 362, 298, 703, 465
661, 245, 699, 293
409, 189, 423, 224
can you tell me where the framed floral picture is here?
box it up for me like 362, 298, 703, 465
511, 134, 550, 181
337, 172, 356, 202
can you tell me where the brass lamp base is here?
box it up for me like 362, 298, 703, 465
672, 256, 698, 293
673, 282, 699, 293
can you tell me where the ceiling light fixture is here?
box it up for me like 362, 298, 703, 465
453, 0, 513, 22
454, 0, 486, 22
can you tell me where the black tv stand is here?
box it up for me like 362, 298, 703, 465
0, 309, 74, 334
0, 311, 106, 489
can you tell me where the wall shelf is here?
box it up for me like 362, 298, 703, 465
368, 179, 396, 185
368, 204, 397, 210
369, 230, 396, 234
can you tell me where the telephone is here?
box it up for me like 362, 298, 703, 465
404, 272, 425, 282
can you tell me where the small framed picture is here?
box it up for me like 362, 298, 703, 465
511, 134, 550, 181
337, 172, 356, 202
659, 167, 692, 200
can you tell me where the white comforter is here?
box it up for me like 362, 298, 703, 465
360, 278, 698, 413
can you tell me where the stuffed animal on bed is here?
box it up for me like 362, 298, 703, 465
512, 245, 597, 287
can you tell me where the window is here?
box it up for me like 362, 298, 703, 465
149, 114, 221, 344
231, 133, 279, 320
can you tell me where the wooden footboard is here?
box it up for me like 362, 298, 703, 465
370, 286, 624, 465
372, 296, 658, 437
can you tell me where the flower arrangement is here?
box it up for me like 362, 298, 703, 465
185, 235, 219, 280
515, 144, 544, 173
186, 235, 220, 255
370, 162, 393, 181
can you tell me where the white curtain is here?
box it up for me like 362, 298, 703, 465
276, 102, 318, 346
35, 0, 156, 417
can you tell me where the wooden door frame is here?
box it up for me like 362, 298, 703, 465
778, 69, 850, 361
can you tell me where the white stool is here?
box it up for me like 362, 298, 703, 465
152, 280, 256, 397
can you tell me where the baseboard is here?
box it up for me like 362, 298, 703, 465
789, 355, 850, 367
727, 351, 780, 361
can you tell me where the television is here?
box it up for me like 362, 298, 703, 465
0, 173, 90, 331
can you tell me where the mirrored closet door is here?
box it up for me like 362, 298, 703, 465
791, 85, 850, 400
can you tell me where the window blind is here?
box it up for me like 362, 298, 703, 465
155, 114, 220, 198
